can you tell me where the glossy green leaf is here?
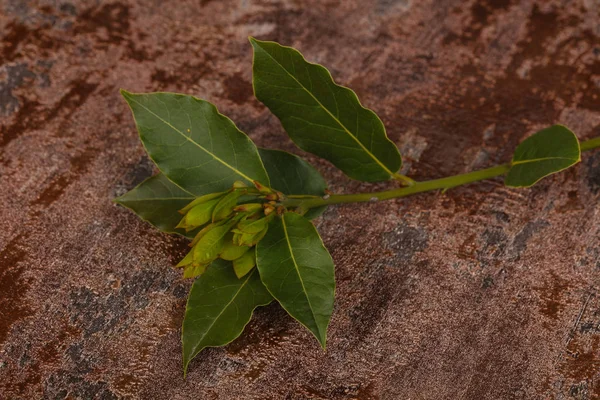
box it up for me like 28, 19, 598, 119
121, 90, 270, 195
258, 148, 328, 219
505, 125, 581, 187
182, 259, 272, 374
256, 212, 335, 347
114, 173, 195, 237
251, 38, 401, 182
233, 248, 256, 279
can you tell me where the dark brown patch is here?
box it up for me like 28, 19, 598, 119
444, 0, 514, 45
150, 61, 214, 90
1, 21, 63, 63
222, 72, 253, 105
536, 272, 569, 321
33, 147, 98, 207
0, 235, 32, 346
73, 3, 131, 45
0, 79, 97, 148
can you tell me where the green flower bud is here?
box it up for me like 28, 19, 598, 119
237, 215, 269, 234
183, 264, 208, 279
232, 181, 247, 189
253, 180, 272, 194
263, 204, 275, 216
175, 249, 194, 268
232, 248, 256, 279
192, 220, 237, 265
220, 235, 250, 261
176, 198, 220, 231
178, 191, 226, 215
212, 191, 244, 222
237, 225, 269, 247
233, 203, 262, 213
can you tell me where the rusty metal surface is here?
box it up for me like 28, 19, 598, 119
1, 0, 600, 398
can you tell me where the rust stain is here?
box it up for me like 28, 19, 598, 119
32, 147, 99, 207
1, 21, 62, 63
222, 72, 253, 105
0, 235, 32, 346
73, 3, 131, 45
1, 78, 97, 149
562, 336, 600, 381
535, 272, 570, 321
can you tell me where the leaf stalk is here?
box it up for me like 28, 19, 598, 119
284, 136, 600, 210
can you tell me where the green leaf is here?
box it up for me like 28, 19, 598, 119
258, 148, 328, 219
505, 125, 581, 187
121, 90, 270, 195
250, 38, 402, 182
256, 212, 335, 347
114, 173, 195, 237
182, 259, 272, 374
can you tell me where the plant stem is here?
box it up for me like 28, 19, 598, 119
284, 136, 600, 210
580, 136, 600, 152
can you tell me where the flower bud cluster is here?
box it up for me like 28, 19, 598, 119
175, 181, 283, 279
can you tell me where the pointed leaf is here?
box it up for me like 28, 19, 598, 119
115, 173, 195, 237
182, 260, 272, 373
256, 212, 335, 347
258, 148, 328, 219
251, 38, 401, 182
505, 125, 581, 187
121, 90, 270, 195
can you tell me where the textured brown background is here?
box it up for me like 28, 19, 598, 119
1, 0, 600, 399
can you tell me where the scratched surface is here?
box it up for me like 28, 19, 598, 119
1, 0, 600, 399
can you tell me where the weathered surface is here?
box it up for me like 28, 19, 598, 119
1, 0, 599, 398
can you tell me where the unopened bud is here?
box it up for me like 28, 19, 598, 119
234, 203, 262, 213
253, 180, 272, 194
263, 204, 275, 216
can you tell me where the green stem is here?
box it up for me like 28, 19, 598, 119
284, 136, 600, 210
580, 137, 600, 152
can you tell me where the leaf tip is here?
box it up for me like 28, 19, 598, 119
318, 335, 327, 350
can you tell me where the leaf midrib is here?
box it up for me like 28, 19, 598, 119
281, 214, 322, 339
512, 156, 578, 165
255, 43, 395, 178
125, 94, 256, 184
186, 271, 253, 361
